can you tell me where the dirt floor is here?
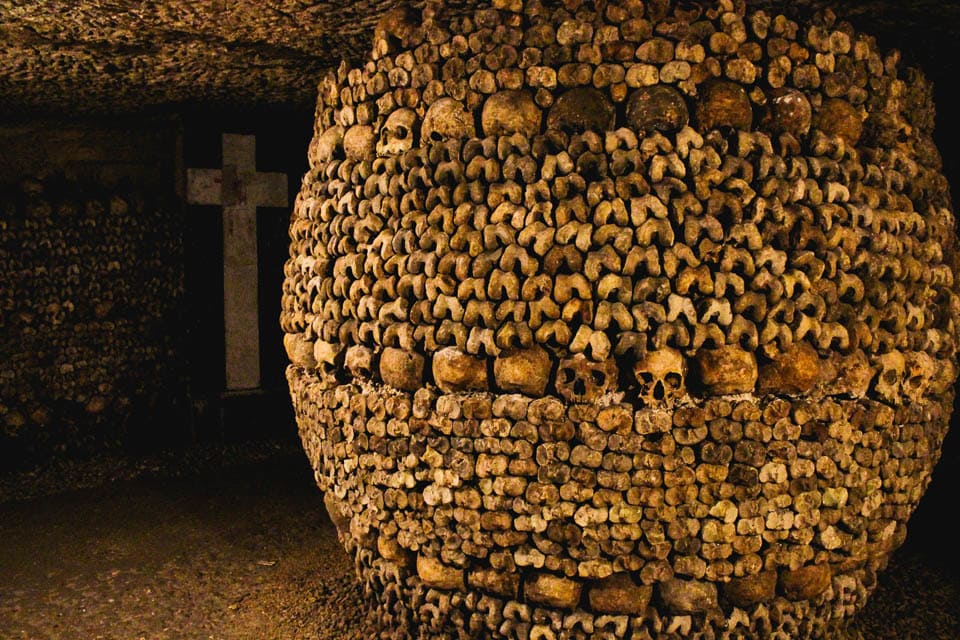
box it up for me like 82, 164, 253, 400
0, 442, 958, 640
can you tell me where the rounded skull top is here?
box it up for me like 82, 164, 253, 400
283, 1, 960, 639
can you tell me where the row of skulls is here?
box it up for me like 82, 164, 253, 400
296, 339, 945, 409
319, 82, 860, 164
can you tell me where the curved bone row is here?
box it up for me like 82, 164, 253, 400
290, 364, 944, 637
0, 178, 183, 444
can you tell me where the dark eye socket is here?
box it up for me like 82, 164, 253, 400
591, 371, 606, 385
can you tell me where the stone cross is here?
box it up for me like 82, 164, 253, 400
186, 133, 288, 391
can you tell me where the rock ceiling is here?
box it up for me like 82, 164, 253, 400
0, 0, 959, 117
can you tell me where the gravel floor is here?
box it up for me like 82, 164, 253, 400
0, 442, 957, 640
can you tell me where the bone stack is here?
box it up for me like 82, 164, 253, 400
0, 177, 185, 457
282, 1, 960, 638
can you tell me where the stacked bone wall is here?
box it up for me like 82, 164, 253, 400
0, 121, 186, 465
282, 0, 960, 638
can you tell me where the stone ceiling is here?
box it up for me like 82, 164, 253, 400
1, 0, 959, 117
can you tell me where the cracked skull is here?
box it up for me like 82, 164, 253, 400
633, 348, 687, 406
555, 354, 618, 404
377, 108, 419, 156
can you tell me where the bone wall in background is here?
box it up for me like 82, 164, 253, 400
0, 170, 186, 464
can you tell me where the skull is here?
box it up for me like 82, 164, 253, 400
481, 90, 542, 138
931, 358, 957, 395
626, 85, 689, 134
873, 350, 906, 405
695, 80, 753, 132
343, 124, 376, 161
763, 88, 812, 137
432, 347, 488, 393
493, 346, 552, 397
834, 349, 874, 398
815, 98, 863, 147
693, 345, 758, 396
756, 342, 820, 395
633, 348, 687, 407
547, 87, 616, 134
377, 108, 419, 156
345, 345, 376, 380
379, 346, 425, 391
903, 351, 936, 403
311, 125, 344, 166
422, 97, 476, 143
555, 354, 619, 404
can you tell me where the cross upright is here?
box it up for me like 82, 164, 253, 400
186, 133, 289, 391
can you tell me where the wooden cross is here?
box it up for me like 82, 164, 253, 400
186, 133, 288, 391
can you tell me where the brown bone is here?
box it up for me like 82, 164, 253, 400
816, 98, 863, 146
626, 85, 690, 133
695, 80, 754, 132
432, 347, 490, 393
547, 87, 616, 133
493, 346, 553, 396
482, 90, 543, 137
693, 345, 758, 395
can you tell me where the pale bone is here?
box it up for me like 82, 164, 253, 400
344, 124, 376, 161
377, 108, 419, 156
633, 347, 687, 407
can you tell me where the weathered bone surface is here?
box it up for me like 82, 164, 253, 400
282, 0, 960, 638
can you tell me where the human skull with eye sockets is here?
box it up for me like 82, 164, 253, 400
633, 348, 687, 407
422, 97, 476, 144
555, 354, 618, 404
377, 108, 419, 157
